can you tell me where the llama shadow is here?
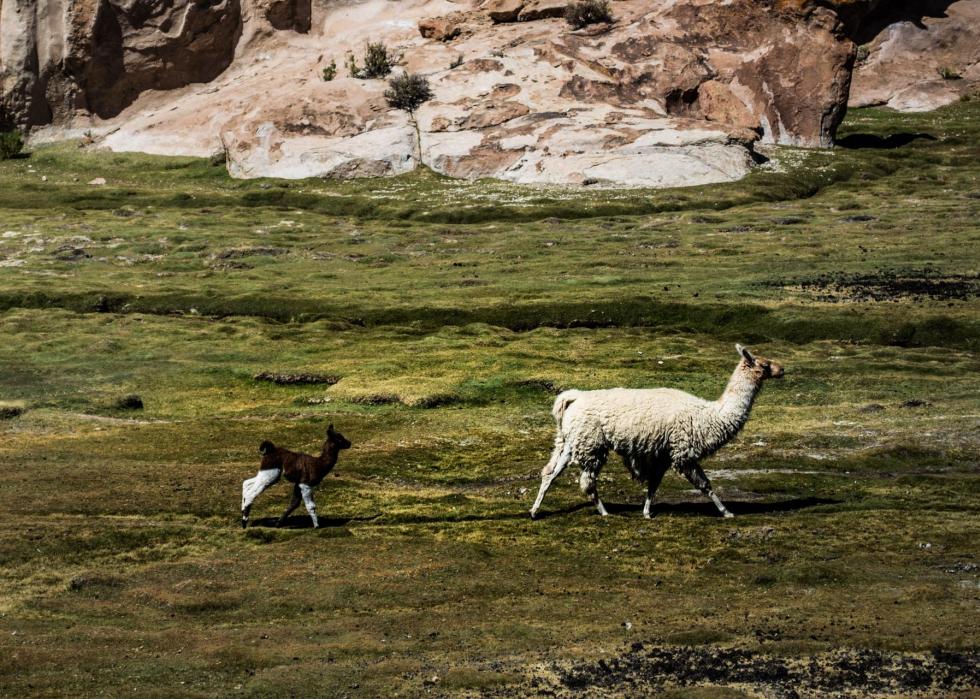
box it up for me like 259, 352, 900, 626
535, 496, 839, 520
380, 510, 547, 526
836, 133, 937, 150
248, 514, 369, 529
249, 510, 535, 528
246, 497, 839, 528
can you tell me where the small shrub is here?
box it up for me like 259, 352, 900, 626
348, 42, 396, 79
449, 54, 464, 70
0, 130, 24, 160
208, 148, 227, 166
565, 0, 612, 29
937, 66, 962, 80
855, 45, 870, 63
322, 59, 337, 81
114, 394, 144, 410
385, 72, 433, 114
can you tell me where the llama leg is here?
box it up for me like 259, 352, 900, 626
579, 463, 609, 517
241, 468, 281, 528
680, 463, 733, 518
299, 483, 319, 529
276, 484, 302, 527
643, 466, 668, 519
530, 441, 573, 519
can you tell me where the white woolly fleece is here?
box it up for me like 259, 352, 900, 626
551, 363, 762, 475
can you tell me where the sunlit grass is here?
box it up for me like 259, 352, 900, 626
0, 103, 978, 696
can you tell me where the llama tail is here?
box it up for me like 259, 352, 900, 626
259, 440, 275, 455
551, 390, 580, 426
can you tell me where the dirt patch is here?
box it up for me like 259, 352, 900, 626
214, 247, 287, 259
550, 643, 980, 697
347, 393, 400, 405
765, 267, 980, 303
0, 406, 24, 419
254, 372, 340, 386
513, 378, 561, 392
114, 394, 143, 410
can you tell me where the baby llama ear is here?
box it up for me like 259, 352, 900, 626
736, 343, 756, 366
327, 423, 335, 434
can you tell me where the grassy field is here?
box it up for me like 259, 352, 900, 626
0, 102, 978, 697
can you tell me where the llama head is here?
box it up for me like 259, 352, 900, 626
736, 344, 784, 380
326, 423, 352, 450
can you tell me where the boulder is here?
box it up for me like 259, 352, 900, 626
487, 0, 525, 23
518, 0, 568, 22
419, 15, 464, 41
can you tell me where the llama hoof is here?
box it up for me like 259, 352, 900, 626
529, 510, 538, 520
241, 519, 248, 529
723, 511, 735, 519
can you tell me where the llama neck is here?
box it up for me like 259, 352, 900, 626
318, 442, 339, 466
708, 365, 762, 448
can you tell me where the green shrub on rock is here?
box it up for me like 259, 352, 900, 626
384, 72, 434, 114
0, 130, 24, 160
565, 0, 612, 29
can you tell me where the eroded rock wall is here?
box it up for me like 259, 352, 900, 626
0, 0, 313, 127
849, 0, 980, 111
6, 0, 971, 185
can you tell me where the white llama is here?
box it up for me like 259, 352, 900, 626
530, 344, 784, 519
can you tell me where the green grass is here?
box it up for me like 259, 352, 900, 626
0, 102, 978, 696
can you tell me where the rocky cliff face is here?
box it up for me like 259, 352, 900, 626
849, 0, 980, 111
0, 0, 970, 185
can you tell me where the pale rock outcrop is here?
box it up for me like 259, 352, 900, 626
849, 0, 980, 111
7, 0, 968, 186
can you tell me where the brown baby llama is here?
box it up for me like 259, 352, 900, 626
240, 424, 351, 528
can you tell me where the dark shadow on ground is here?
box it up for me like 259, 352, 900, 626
245, 497, 840, 528
556, 641, 980, 695
539, 497, 840, 520
248, 514, 372, 529
836, 133, 937, 149
381, 509, 548, 526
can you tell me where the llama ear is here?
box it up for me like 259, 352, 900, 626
736, 344, 756, 366
327, 423, 335, 435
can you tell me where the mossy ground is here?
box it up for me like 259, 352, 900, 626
0, 103, 978, 697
